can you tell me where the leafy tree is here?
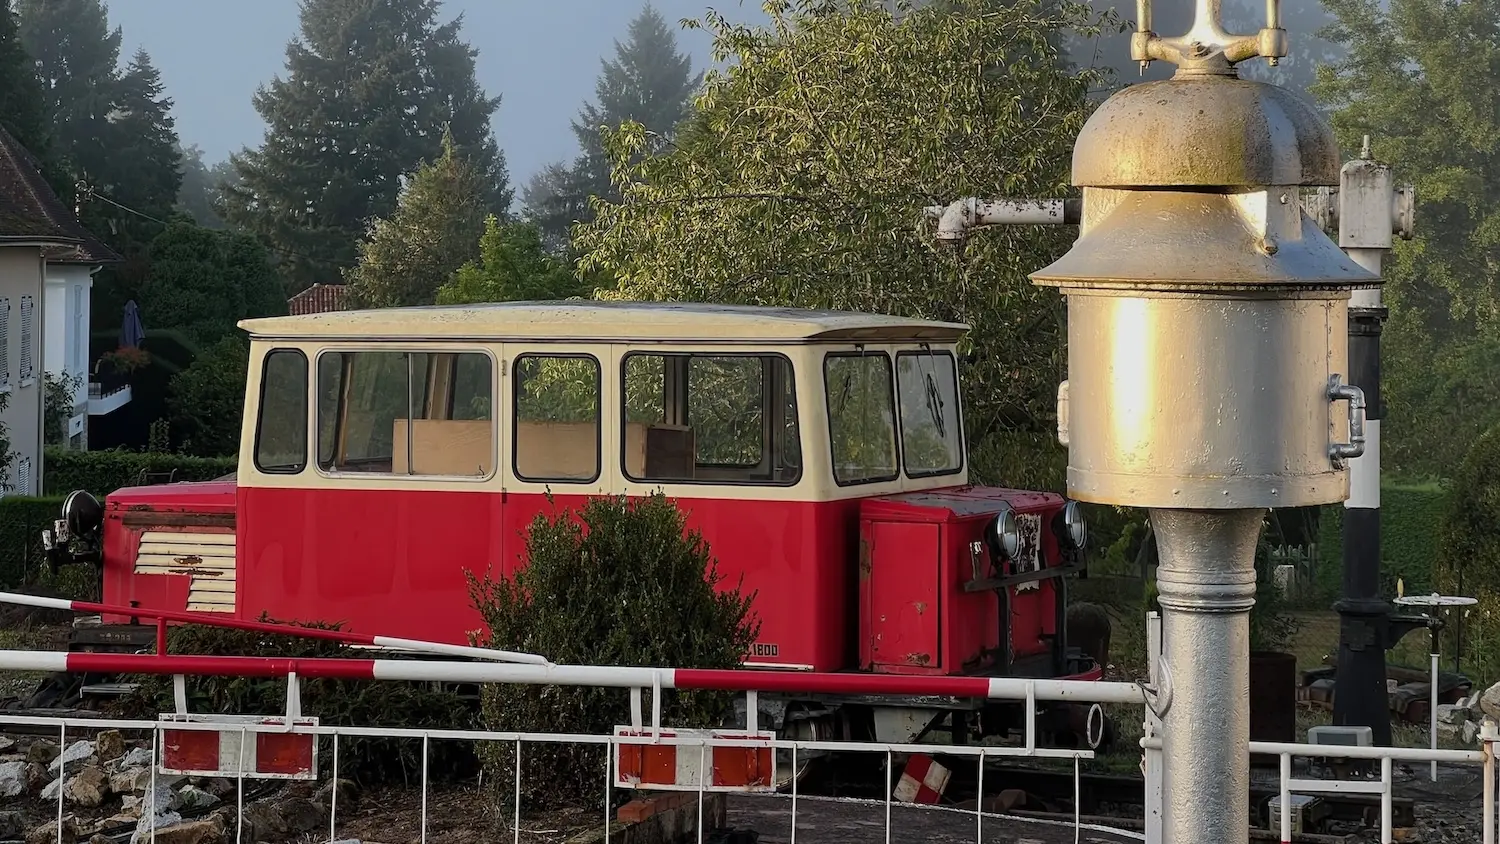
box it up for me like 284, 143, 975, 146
1313, 0, 1500, 477
436, 216, 587, 304
0, 0, 59, 187
1435, 424, 1500, 677
223, 0, 510, 293
133, 221, 287, 347
344, 129, 489, 308
470, 492, 758, 808
578, 0, 1107, 483
524, 2, 700, 250
167, 335, 250, 458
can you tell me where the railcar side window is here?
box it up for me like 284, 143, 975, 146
254, 349, 308, 473
621, 353, 800, 485
513, 354, 601, 482
896, 350, 963, 477
315, 349, 495, 477
823, 353, 898, 485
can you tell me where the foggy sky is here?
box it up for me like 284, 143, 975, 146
105, 0, 773, 191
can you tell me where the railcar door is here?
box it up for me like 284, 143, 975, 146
239, 342, 504, 644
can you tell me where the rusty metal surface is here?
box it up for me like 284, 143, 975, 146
1031, 189, 1376, 292
1071, 77, 1339, 188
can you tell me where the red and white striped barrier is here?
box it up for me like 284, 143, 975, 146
0, 649, 1144, 703
893, 754, 951, 804
158, 713, 319, 780
0, 591, 548, 665
615, 726, 776, 792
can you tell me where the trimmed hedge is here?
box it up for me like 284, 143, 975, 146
0, 496, 65, 587
1314, 482, 1448, 600
43, 447, 236, 498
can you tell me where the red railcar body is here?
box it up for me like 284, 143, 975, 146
100, 482, 1075, 682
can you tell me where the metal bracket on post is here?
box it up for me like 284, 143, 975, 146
172, 674, 187, 716
1132, 0, 1287, 72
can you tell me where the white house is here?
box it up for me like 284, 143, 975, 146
0, 126, 121, 494
44, 244, 126, 449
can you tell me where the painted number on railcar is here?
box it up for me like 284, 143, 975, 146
750, 643, 779, 658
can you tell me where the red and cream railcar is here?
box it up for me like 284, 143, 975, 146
49, 302, 1102, 751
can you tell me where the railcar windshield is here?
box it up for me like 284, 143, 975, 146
620, 352, 801, 485
822, 346, 963, 485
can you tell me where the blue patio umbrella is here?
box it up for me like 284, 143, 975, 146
120, 300, 145, 348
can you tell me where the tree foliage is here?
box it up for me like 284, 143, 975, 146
0, 0, 57, 186
578, 0, 1106, 479
223, 0, 509, 293
470, 492, 758, 809
524, 2, 700, 251
1313, 0, 1500, 477
132, 221, 286, 347
18, 0, 180, 246
344, 129, 490, 308
435, 216, 587, 304
1435, 425, 1500, 677
167, 335, 250, 458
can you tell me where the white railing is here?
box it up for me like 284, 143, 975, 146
1141, 611, 1499, 844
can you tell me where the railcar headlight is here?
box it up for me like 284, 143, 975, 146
61, 489, 103, 540
1058, 500, 1087, 551
988, 507, 1020, 560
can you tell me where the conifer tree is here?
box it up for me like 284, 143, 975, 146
98, 49, 182, 243
223, 0, 509, 293
524, 3, 699, 250
17, 0, 123, 206
344, 129, 490, 308
0, 0, 54, 182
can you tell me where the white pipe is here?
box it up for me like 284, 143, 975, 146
1483, 719, 1497, 844
1140, 735, 1483, 764
1279, 753, 1291, 844
925, 197, 1075, 242
1431, 651, 1440, 782
1381, 756, 1393, 844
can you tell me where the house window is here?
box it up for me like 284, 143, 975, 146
19, 295, 34, 384
72, 285, 84, 380
0, 297, 10, 390
316, 349, 494, 477
512, 354, 600, 483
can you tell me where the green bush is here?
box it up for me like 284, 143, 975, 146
469, 492, 759, 810
113, 619, 474, 785
43, 447, 236, 498
0, 496, 65, 587
1435, 426, 1500, 678
1315, 482, 1448, 601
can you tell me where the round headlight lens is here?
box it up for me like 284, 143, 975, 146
992, 508, 1020, 559
61, 489, 103, 538
1062, 500, 1087, 550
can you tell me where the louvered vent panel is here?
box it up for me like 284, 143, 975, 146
134, 530, 236, 613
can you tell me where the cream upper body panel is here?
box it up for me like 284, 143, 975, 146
238, 301, 968, 344
236, 303, 972, 502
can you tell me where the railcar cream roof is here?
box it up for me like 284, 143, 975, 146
239, 301, 969, 343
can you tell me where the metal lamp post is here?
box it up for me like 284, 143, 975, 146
929, 2, 1376, 841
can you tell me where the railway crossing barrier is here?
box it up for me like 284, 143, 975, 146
1, 600, 1496, 843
